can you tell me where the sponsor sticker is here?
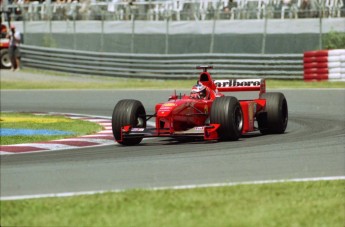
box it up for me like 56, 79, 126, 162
214, 79, 261, 88
131, 128, 145, 132
163, 103, 177, 107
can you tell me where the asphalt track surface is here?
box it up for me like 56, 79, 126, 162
1, 89, 344, 198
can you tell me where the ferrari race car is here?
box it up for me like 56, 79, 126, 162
112, 66, 288, 145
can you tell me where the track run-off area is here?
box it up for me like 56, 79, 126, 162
0, 89, 344, 199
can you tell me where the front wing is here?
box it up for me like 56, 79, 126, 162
119, 124, 220, 142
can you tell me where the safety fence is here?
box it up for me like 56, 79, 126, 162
3, 1, 344, 55
21, 44, 303, 79
3, 0, 345, 22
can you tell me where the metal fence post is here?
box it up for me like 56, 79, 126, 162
261, 12, 268, 54
210, 0, 221, 53
101, 12, 104, 52
73, 18, 76, 50
165, 16, 170, 54
131, 12, 135, 53
209, 17, 216, 54
319, 4, 323, 50
22, 15, 26, 38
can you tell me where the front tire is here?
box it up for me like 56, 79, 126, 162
258, 92, 288, 134
112, 99, 146, 145
210, 96, 243, 141
0, 49, 11, 69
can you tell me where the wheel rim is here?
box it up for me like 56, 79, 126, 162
136, 116, 145, 127
1, 54, 11, 68
281, 99, 288, 127
235, 106, 243, 132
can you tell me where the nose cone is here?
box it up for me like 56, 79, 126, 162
157, 102, 177, 117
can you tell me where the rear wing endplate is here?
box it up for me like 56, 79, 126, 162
214, 79, 266, 95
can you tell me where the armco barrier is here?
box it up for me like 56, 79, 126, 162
304, 49, 345, 81
21, 45, 303, 79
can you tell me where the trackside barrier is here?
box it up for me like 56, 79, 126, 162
303, 49, 345, 81
20, 45, 303, 79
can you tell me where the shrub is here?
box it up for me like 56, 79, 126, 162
323, 31, 345, 49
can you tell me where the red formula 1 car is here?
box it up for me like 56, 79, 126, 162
112, 66, 288, 145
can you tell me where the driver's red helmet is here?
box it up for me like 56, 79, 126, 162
190, 83, 208, 99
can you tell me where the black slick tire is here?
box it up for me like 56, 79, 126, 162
210, 96, 243, 141
258, 92, 288, 134
112, 99, 146, 145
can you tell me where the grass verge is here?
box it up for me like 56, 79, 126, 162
1, 180, 344, 227
1, 68, 345, 89
0, 112, 102, 145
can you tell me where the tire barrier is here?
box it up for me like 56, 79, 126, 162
303, 49, 345, 81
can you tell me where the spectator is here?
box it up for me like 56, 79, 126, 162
79, 0, 91, 20
10, 0, 24, 21
6, 25, 21, 71
280, 0, 298, 18
222, 0, 238, 19
53, 0, 67, 20
299, 0, 312, 18
206, 1, 215, 20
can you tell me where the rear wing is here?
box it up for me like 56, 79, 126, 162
214, 79, 266, 95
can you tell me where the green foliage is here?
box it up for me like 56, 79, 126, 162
1, 180, 344, 227
323, 31, 345, 49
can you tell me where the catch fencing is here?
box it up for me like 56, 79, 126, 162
21, 44, 303, 79
3, 0, 344, 54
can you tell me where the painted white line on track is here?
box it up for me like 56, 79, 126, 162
80, 134, 113, 138
12, 143, 76, 150
97, 130, 113, 133
0, 151, 13, 155
99, 123, 112, 126
1, 176, 344, 201
56, 138, 115, 144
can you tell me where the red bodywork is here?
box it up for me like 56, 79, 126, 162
1, 23, 11, 69
121, 67, 267, 141
0, 24, 9, 48
0, 38, 9, 48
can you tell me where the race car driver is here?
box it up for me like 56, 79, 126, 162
190, 83, 209, 99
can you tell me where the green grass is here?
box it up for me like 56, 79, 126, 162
1, 180, 344, 227
1, 68, 345, 89
267, 80, 345, 89
0, 112, 103, 145
0, 79, 198, 90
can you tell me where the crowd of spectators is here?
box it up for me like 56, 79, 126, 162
3, 0, 345, 21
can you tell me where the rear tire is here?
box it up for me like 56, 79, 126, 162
112, 99, 146, 145
210, 96, 243, 141
258, 92, 288, 134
